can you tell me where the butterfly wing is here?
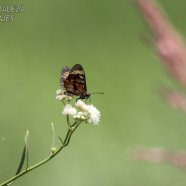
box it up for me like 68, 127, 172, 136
63, 64, 87, 96
60, 66, 71, 88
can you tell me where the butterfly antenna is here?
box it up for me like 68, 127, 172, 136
90, 92, 104, 95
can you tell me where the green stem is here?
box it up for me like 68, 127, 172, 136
0, 122, 80, 186
67, 115, 70, 127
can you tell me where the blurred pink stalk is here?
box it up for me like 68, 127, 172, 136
132, 146, 167, 163
130, 1, 186, 170
131, 146, 186, 169
169, 151, 186, 168
164, 90, 186, 113
134, 0, 186, 111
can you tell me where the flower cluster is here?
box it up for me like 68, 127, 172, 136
62, 100, 101, 125
56, 89, 101, 125
56, 89, 72, 101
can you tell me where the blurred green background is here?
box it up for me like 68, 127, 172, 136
1, 0, 186, 185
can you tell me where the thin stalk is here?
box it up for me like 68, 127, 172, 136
67, 115, 70, 127
0, 122, 80, 186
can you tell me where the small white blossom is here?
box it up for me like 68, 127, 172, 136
81, 115, 86, 120
77, 111, 83, 116
66, 96, 72, 100
56, 89, 62, 95
51, 147, 57, 154
75, 101, 101, 125
63, 104, 77, 116
86, 104, 101, 125
61, 98, 101, 125
56, 89, 73, 101
74, 114, 80, 119
56, 95, 65, 101
75, 100, 88, 111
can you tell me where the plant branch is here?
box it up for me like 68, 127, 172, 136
0, 121, 80, 186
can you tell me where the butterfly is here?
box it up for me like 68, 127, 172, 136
60, 64, 90, 99
60, 64, 103, 100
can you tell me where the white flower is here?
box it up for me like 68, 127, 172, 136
86, 104, 101, 125
56, 89, 62, 95
56, 95, 65, 101
81, 115, 86, 120
51, 147, 57, 154
62, 104, 77, 116
56, 89, 73, 101
75, 100, 88, 111
75, 100, 101, 125
73, 111, 88, 120
65, 95, 72, 101
62, 99, 101, 125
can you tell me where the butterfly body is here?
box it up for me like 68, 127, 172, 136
60, 64, 90, 99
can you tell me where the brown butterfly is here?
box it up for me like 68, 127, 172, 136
60, 64, 103, 100
60, 64, 90, 99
